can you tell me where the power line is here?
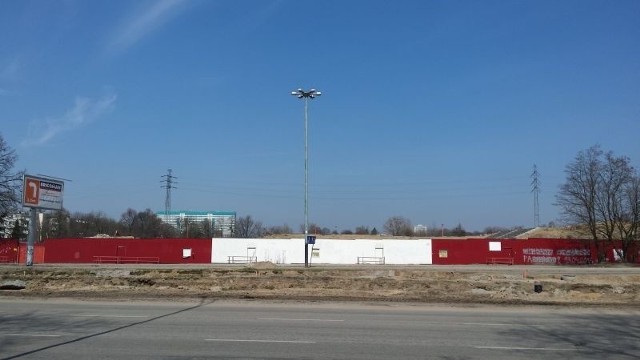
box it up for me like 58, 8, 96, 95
160, 169, 177, 219
531, 164, 540, 227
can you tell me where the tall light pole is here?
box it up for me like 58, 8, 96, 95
291, 88, 321, 267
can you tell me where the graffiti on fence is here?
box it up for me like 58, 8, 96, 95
523, 248, 553, 256
557, 249, 590, 256
523, 247, 592, 265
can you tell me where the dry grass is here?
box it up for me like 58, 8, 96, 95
1, 265, 638, 306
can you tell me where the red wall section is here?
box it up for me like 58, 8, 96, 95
521, 238, 596, 265
17, 243, 45, 264
42, 238, 212, 264
432, 238, 636, 265
432, 239, 492, 265
0, 238, 20, 263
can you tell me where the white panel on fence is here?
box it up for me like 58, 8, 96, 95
212, 238, 306, 264
211, 238, 432, 265
489, 241, 502, 252
383, 239, 432, 265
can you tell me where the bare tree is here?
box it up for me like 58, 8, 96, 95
617, 172, 640, 262
177, 217, 192, 237
0, 134, 22, 224
594, 152, 634, 243
68, 211, 118, 237
131, 209, 168, 238
266, 224, 292, 235
450, 223, 467, 237
355, 226, 370, 235
300, 223, 323, 235
556, 146, 604, 260
384, 216, 413, 236
41, 209, 71, 239
119, 208, 137, 236
556, 145, 639, 262
201, 219, 214, 239
185, 220, 204, 238
10, 217, 27, 240
234, 215, 264, 238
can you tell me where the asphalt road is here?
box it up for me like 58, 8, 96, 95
1, 299, 639, 360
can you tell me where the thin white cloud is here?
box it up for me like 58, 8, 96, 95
1, 57, 21, 79
22, 94, 117, 147
107, 0, 190, 55
1, 57, 21, 95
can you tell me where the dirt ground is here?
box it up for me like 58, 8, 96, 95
1, 263, 639, 306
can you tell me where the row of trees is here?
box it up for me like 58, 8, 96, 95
40, 208, 176, 239
9, 209, 477, 240
237, 216, 474, 238
383, 216, 470, 237
234, 217, 381, 238
38, 208, 253, 239
11, 208, 234, 240
235, 215, 472, 238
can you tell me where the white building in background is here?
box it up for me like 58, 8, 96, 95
0, 212, 29, 239
414, 224, 427, 234
156, 210, 236, 237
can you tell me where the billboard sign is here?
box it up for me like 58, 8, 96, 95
23, 175, 64, 210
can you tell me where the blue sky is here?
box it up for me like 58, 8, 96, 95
1, 0, 639, 232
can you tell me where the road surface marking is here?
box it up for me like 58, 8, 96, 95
4, 334, 63, 337
73, 315, 148, 318
461, 322, 543, 327
205, 339, 316, 344
476, 346, 577, 351
258, 318, 344, 322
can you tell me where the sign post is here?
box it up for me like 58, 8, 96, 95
305, 235, 316, 268
22, 175, 65, 266
26, 208, 37, 266
23, 175, 64, 211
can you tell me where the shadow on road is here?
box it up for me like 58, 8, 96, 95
0, 298, 213, 360
501, 311, 640, 359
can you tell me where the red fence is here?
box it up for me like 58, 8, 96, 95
0, 238, 19, 264
18, 243, 45, 264
13, 237, 640, 265
432, 238, 639, 265
42, 238, 212, 264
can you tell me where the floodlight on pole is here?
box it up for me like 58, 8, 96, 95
291, 88, 321, 268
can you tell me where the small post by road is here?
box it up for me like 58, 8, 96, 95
26, 208, 37, 266
305, 235, 316, 267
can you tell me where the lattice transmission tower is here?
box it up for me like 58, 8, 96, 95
530, 164, 540, 227
161, 169, 177, 220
